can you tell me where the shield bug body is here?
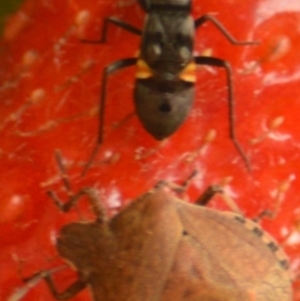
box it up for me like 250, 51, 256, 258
44, 186, 292, 301
82, 0, 259, 173
33, 153, 292, 301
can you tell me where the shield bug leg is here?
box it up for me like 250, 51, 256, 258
194, 14, 259, 45
155, 170, 198, 192
48, 150, 107, 221
47, 149, 83, 212
194, 185, 223, 207
252, 209, 275, 223
7, 267, 66, 301
48, 186, 106, 221
81, 57, 137, 175
155, 172, 229, 208
43, 274, 87, 300
156, 172, 241, 214
195, 56, 251, 171
195, 184, 244, 215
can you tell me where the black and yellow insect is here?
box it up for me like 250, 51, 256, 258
83, 0, 258, 173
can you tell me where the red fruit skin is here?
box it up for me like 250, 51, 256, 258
1, 0, 300, 300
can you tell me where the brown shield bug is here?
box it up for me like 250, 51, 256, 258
16, 151, 290, 301
81, 0, 259, 174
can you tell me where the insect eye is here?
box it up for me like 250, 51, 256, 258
146, 32, 164, 63
179, 46, 190, 63
147, 44, 162, 62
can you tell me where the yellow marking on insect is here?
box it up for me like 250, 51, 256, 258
136, 59, 153, 79
179, 61, 196, 82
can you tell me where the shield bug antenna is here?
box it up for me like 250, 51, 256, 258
81, 0, 259, 175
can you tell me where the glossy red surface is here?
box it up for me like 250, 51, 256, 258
1, 0, 300, 300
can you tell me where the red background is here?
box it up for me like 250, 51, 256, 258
1, 0, 300, 300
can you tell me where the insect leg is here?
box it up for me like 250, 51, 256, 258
195, 184, 244, 214
194, 14, 259, 45
195, 56, 251, 171
81, 17, 142, 44
194, 185, 223, 207
47, 190, 81, 213
7, 267, 66, 301
48, 150, 107, 221
47, 150, 84, 212
252, 210, 274, 222
155, 174, 242, 214
44, 274, 87, 300
81, 58, 137, 176
155, 171, 198, 194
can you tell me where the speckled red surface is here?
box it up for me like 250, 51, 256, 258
1, 0, 300, 300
